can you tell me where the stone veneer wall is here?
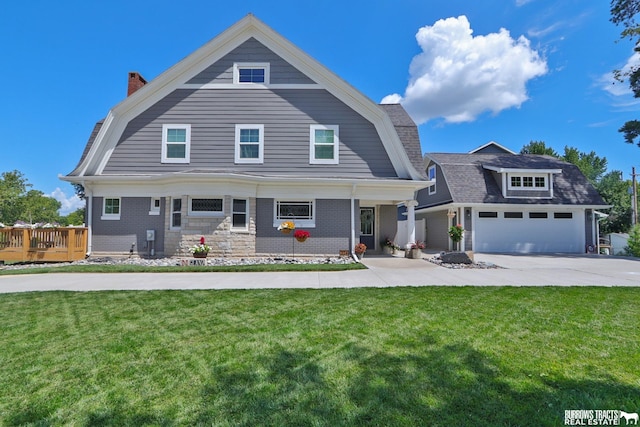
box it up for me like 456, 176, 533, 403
164, 196, 256, 257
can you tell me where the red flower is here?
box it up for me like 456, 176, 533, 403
200, 236, 205, 245
294, 230, 310, 239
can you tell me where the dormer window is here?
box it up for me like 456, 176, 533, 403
233, 63, 270, 84
508, 174, 548, 190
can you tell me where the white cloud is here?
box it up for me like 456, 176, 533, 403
600, 51, 640, 97
382, 16, 548, 124
50, 187, 85, 216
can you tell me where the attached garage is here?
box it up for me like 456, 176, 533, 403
474, 209, 585, 253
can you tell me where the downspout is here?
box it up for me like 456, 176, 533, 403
84, 184, 93, 257
350, 184, 360, 262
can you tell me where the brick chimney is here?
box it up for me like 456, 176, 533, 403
127, 72, 147, 96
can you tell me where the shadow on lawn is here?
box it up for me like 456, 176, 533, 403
196, 339, 640, 427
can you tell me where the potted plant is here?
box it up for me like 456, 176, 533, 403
189, 236, 211, 258
448, 224, 464, 251
277, 220, 295, 234
354, 242, 367, 258
294, 230, 310, 242
382, 237, 399, 255
408, 240, 425, 259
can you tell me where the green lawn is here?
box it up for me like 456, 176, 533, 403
1, 287, 638, 426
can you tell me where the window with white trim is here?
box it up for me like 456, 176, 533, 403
171, 198, 182, 229
102, 197, 121, 220
508, 174, 548, 190
162, 124, 191, 163
310, 125, 339, 164
274, 200, 315, 227
188, 197, 223, 216
233, 63, 270, 84
232, 199, 249, 230
428, 164, 436, 195
149, 198, 161, 215
235, 124, 264, 163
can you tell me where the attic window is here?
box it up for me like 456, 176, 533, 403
508, 174, 548, 190
234, 63, 270, 84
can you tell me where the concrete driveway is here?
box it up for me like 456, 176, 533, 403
0, 253, 638, 293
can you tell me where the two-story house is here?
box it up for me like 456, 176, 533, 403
62, 15, 429, 258
416, 142, 609, 253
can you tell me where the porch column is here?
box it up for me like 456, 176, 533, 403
404, 200, 418, 250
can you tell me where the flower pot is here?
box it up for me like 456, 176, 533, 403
355, 251, 365, 258
193, 252, 208, 258
281, 229, 292, 234
295, 236, 308, 243
383, 246, 393, 255
409, 248, 422, 259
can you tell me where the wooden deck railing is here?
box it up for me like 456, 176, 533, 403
0, 227, 88, 263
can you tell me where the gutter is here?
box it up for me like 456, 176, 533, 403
84, 184, 92, 257
350, 184, 360, 263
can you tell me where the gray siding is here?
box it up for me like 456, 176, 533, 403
103, 89, 397, 178
187, 38, 315, 85
417, 161, 452, 208
91, 197, 165, 255
421, 211, 449, 251
255, 198, 351, 255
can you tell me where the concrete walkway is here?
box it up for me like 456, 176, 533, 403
0, 253, 638, 293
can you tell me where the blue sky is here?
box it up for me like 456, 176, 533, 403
1, 0, 639, 214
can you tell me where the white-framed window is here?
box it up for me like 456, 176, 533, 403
274, 200, 315, 227
233, 62, 270, 84
428, 164, 437, 195
149, 197, 161, 216
161, 124, 191, 163
508, 174, 548, 190
188, 197, 224, 217
171, 198, 182, 229
232, 199, 249, 230
310, 124, 339, 164
235, 124, 264, 163
101, 197, 121, 220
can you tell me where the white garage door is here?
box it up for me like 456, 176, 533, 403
474, 209, 585, 253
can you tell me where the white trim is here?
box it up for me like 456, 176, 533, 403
188, 196, 224, 217
427, 164, 436, 195
231, 198, 250, 231
149, 197, 161, 215
180, 83, 322, 90
484, 165, 562, 174
161, 124, 191, 164
101, 197, 121, 220
506, 173, 549, 191
235, 124, 264, 164
469, 141, 516, 155
73, 15, 425, 180
233, 62, 270, 84
309, 124, 339, 165
274, 199, 315, 228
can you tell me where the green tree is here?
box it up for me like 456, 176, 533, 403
596, 171, 632, 234
60, 208, 86, 226
519, 141, 559, 156
561, 146, 608, 184
0, 170, 31, 224
17, 190, 62, 224
0, 170, 62, 225
610, 0, 640, 146
626, 224, 640, 256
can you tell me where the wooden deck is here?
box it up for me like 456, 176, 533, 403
0, 227, 88, 263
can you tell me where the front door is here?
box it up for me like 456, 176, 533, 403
360, 207, 375, 251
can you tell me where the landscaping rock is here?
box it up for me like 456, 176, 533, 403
440, 251, 474, 264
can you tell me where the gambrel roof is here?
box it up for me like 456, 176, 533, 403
66, 14, 424, 182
